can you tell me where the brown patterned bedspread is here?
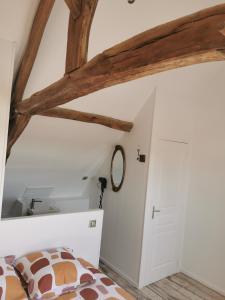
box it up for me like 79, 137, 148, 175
55, 259, 135, 300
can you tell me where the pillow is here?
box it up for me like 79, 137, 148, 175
15, 247, 96, 299
0, 256, 28, 300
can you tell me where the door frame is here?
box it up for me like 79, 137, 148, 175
138, 137, 191, 288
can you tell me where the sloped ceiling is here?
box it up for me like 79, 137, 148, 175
1, 0, 225, 201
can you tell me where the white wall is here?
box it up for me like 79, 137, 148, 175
86, 177, 101, 210
181, 67, 225, 295
139, 62, 225, 293
139, 68, 194, 287
84, 60, 225, 292
95, 63, 205, 287
0, 210, 103, 266
94, 60, 225, 291
96, 91, 156, 285
0, 39, 15, 217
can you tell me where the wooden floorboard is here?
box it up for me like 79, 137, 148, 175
99, 261, 225, 300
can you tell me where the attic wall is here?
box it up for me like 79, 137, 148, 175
139, 63, 225, 292
91, 61, 225, 291
94, 91, 156, 285
181, 68, 225, 295
0, 39, 15, 217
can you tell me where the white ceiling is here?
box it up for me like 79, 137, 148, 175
1, 0, 225, 200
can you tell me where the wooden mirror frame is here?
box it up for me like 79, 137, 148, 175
110, 145, 126, 192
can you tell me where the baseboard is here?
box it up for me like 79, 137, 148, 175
100, 256, 138, 288
181, 269, 225, 296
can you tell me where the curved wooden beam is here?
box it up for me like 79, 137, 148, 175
38, 107, 133, 132
64, 0, 82, 20
65, 0, 98, 72
17, 4, 225, 115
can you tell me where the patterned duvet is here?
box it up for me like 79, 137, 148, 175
55, 259, 135, 300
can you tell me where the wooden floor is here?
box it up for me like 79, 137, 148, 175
100, 261, 225, 300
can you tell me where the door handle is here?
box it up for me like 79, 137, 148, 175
152, 205, 161, 219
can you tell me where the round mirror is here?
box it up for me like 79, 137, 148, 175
111, 145, 126, 192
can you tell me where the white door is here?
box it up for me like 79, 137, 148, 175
140, 139, 189, 286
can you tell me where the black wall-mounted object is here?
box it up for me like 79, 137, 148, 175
98, 177, 107, 209
99, 177, 107, 192
137, 149, 146, 163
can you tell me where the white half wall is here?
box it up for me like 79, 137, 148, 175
0, 210, 103, 266
98, 91, 156, 285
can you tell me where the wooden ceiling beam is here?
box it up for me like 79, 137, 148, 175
17, 4, 225, 116
38, 107, 133, 132
65, 0, 98, 72
64, 0, 82, 20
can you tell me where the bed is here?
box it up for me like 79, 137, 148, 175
0, 212, 135, 299
0, 249, 135, 300
55, 265, 135, 300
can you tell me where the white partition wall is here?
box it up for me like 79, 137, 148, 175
0, 210, 103, 266
99, 91, 156, 285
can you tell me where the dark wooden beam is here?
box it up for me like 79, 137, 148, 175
38, 107, 133, 132
64, 0, 82, 20
17, 4, 225, 116
65, 0, 98, 72
12, 0, 55, 106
